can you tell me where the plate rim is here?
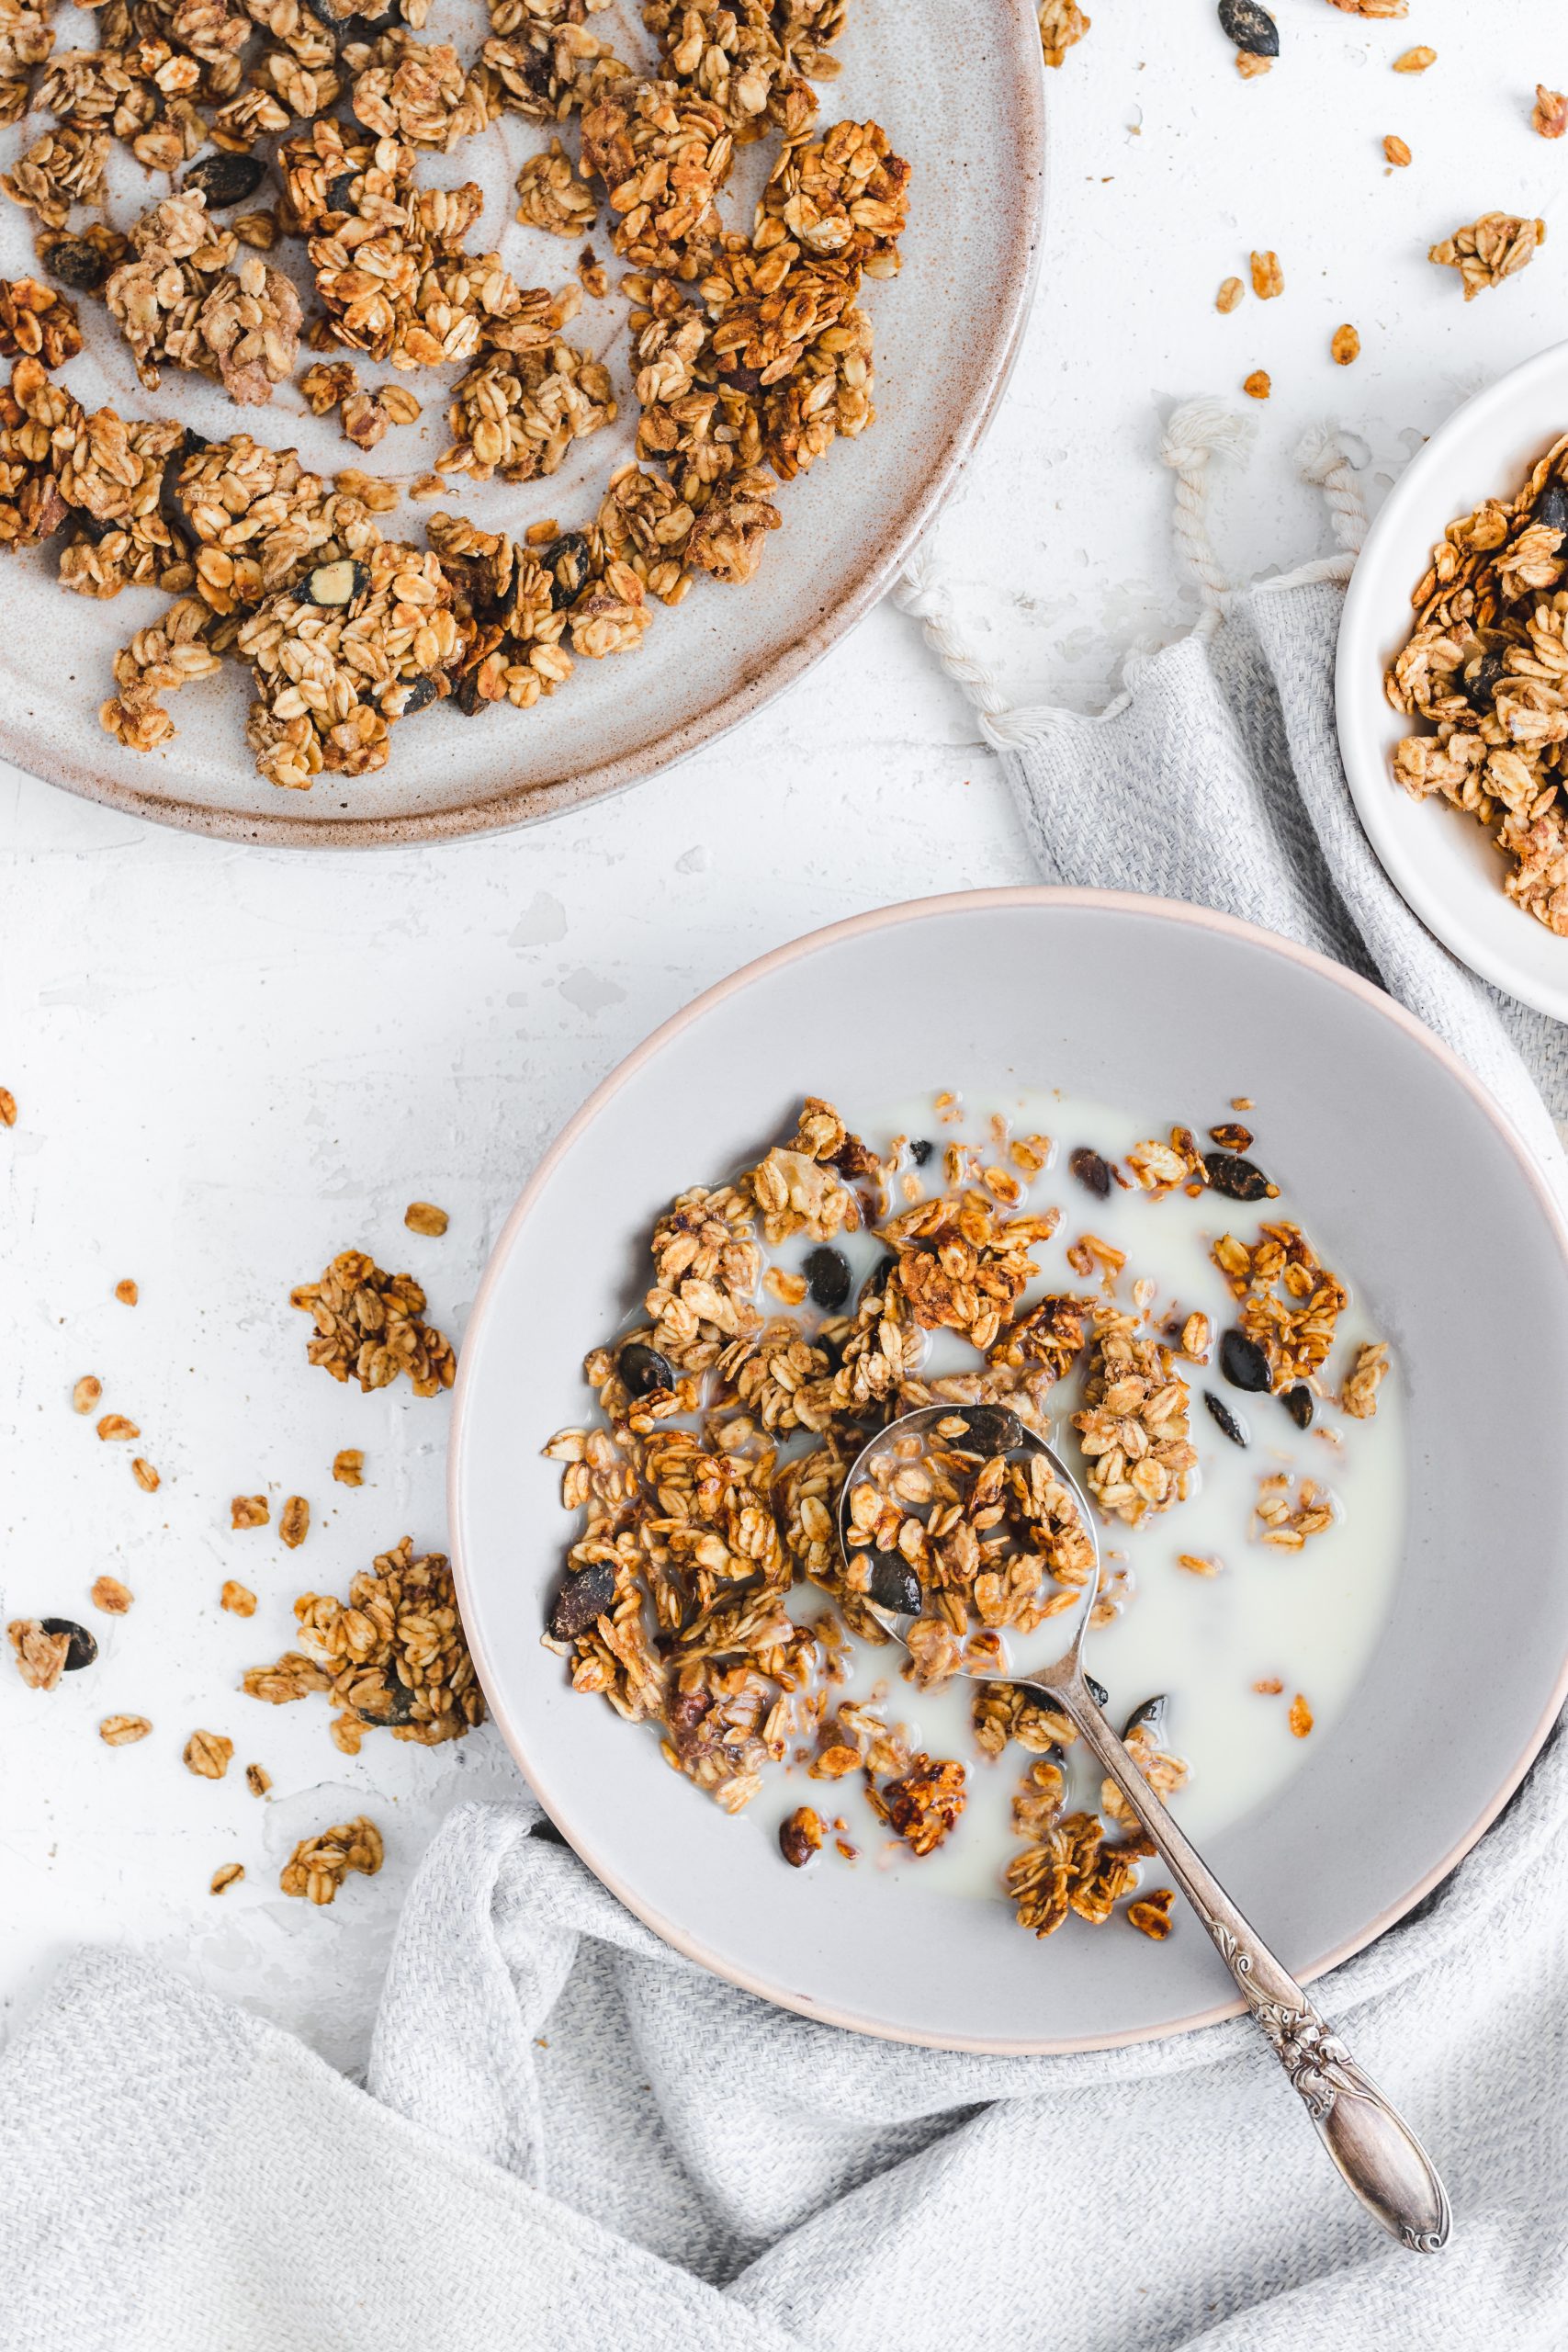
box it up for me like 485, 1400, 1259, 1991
1337, 335, 1568, 1024
10, 17, 1047, 852
449, 884, 1568, 2052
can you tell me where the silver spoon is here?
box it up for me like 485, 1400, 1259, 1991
837, 1401, 1451, 2254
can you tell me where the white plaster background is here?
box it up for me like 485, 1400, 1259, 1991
3, 0, 1564, 2071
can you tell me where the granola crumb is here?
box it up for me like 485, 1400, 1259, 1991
1249, 250, 1283, 300
333, 1449, 365, 1487
1534, 86, 1568, 141
404, 1201, 449, 1237
1235, 50, 1270, 79
245, 1762, 272, 1797
1243, 369, 1271, 401
1288, 1692, 1314, 1737
114, 1279, 138, 1305
90, 1576, 132, 1614
210, 1863, 244, 1894
1393, 45, 1435, 71
1127, 1888, 1176, 1939
280, 1815, 383, 1905
184, 1730, 234, 1779
0, 1088, 13, 1126
1383, 133, 1411, 166
1038, 1, 1091, 69
1331, 323, 1360, 366
1216, 276, 1244, 313
1341, 1340, 1389, 1419
8, 1620, 71, 1690
231, 1495, 269, 1529
779, 1804, 824, 1866
1254, 1676, 1284, 1694
72, 1375, 102, 1416
99, 1713, 152, 1745
221, 1581, 257, 1617
96, 1414, 139, 1442
1177, 1552, 1223, 1578
279, 1495, 310, 1550
1428, 214, 1545, 299
131, 1458, 160, 1492
1255, 1472, 1335, 1548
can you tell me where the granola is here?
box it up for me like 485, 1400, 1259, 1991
105, 191, 299, 401
245, 1534, 483, 1748
1428, 214, 1545, 300
1038, 0, 1089, 69
289, 1246, 455, 1393
1385, 434, 1568, 933
280, 1815, 383, 1903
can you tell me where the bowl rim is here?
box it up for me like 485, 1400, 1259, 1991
449, 884, 1568, 2052
1337, 335, 1568, 1023
7, 17, 1047, 853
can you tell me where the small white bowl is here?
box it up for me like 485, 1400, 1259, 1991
1337, 339, 1568, 1023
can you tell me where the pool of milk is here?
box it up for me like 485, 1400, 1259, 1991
742, 1085, 1407, 1907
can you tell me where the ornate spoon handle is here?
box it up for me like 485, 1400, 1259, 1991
1049, 1677, 1451, 2252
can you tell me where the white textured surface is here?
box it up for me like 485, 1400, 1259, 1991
4, 0, 1565, 2070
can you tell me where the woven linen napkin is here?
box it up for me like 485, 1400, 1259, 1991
5, 407, 1568, 2350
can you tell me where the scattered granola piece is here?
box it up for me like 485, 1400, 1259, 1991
1341, 1340, 1389, 1419
1243, 370, 1270, 400
1255, 1473, 1335, 1548
8, 1620, 71, 1690
1216, 276, 1244, 313
131, 1458, 160, 1492
279, 1495, 310, 1550
778, 1804, 824, 1866
245, 1762, 272, 1796
250, 1535, 483, 1745
90, 1576, 132, 1614
578, 245, 608, 299
1074, 1308, 1196, 1524
870, 1755, 966, 1855
1235, 50, 1270, 78
1127, 1889, 1176, 1939
0, 1087, 13, 1125
290, 1250, 456, 1395
1178, 1553, 1223, 1577
96, 1414, 139, 1441
72, 1375, 102, 1415
1383, 133, 1411, 166
1428, 213, 1545, 299
515, 137, 597, 238
1534, 86, 1568, 141
1288, 1692, 1314, 1737
280, 1815, 383, 1905
1331, 323, 1360, 366
1212, 1221, 1347, 1389
184, 1729, 234, 1779
1102, 1713, 1188, 1837
99, 1713, 152, 1745
1254, 1676, 1284, 1694
221, 1581, 257, 1617
114, 1279, 138, 1305
1249, 250, 1283, 300
333, 1449, 365, 1487
1038, 0, 1090, 68
1393, 43, 1434, 70
210, 1863, 244, 1894
404, 1201, 449, 1237
231, 1495, 269, 1529
0, 278, 81, 368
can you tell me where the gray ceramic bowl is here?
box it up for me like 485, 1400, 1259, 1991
450, 888, 1568, 2051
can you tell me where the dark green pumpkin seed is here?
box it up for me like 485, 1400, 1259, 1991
1218, 0, 1279, 56
1220, 1329, 1271, 1393
868, 1557, 921, 1617
618, 1340, 673, 1396
1282, 1383, 1314, 1430
548, 1561, 615, 1641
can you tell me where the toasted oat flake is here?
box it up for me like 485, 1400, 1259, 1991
131, 1457, 160, 1492
99, 1713, 152, 1745
1254, 1675, 1284, 1694
1249, 250, 1283, 300
184, 1729, 234, 1779
280, 1815, 383, 1905
404, 1201, 449, 1237
279, 1495, 310, 1550
114, 1279, 138, 1305
72, 1375, 102, 1416
221, 1580, 257, 1617
1429, 214, 1545, 300
232, 1495, 269, 1529
1331, 323, 1360, 366
1288, 1692, 1314, 1737
333, 1449, 365, 1487
1216, 276, 1244, 313
1127, 1888, 1176, 1939
1534, 86, 1568, 140
1393, 44, 1434, 71
1235, 50, 1269, 79
1177, 1552, 1222, 1577
90, 1576, 132, 1614
1341, 1340, 1389, 1419
1038, 0, 1090, 68
1243, 369, 1271, 401
8, 1620, 71, 1690
245, 1762, 272, 1796
0, 1088, 14, 1125
96, 1414, 139, 1441
210, 1863, 244, 1894
1383, 133, 1411, 166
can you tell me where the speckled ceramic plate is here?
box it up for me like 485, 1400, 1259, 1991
450, 888, 1568, 2052
0, 0, 1043, 846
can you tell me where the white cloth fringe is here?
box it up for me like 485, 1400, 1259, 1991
892, 400, 1368, 750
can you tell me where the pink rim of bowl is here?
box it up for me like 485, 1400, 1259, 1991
450, 886, 1568, 2052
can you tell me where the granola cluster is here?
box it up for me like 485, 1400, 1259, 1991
1386, 434, 1568, 935
288, 1246, 455, 1393
105, 189, 300, 402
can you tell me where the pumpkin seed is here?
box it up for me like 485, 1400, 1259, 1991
181, 153, 266, 209
1122, 1693, 1168, 1741
304, 558, 367, 607
548, 1561, 615, 1642
1218, 0, 1279, 57
1203, 1150, 1272, 1201
1220, 1329, 1271, 1392
40, 1617, 96, 1670
803, 1245, 852, 1310
618, 1341, 673, 1396
957, 1404, 1024, 1456
869, 1556, 921, 1618
1203, 1390, 1250, 1446
1282, 1383, 1314, 1430
1069, 1146, 1112, 1197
